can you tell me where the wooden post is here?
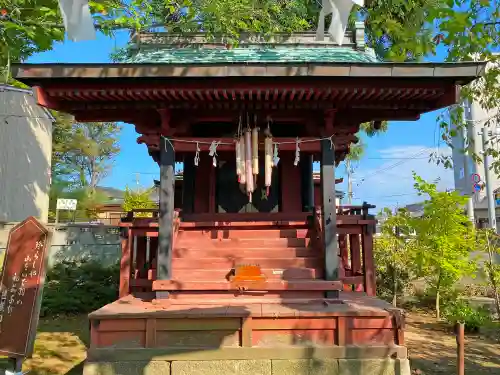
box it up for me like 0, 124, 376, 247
349, 233, 363, 291
157, 136, 175, 284
456, 322, 465, 375
320, 138, 339, 297
7, 357, 23, 374
361, 202, 376, 296
119, 228, 131, 298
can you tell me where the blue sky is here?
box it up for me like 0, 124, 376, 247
28, 31, 455, 210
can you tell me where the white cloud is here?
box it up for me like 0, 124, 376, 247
351, 145, 454, 208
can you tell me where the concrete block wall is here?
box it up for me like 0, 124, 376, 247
0, 223, 121, 267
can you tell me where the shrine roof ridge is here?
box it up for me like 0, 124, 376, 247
132, 28, 364, 50
124, 46, 380, 64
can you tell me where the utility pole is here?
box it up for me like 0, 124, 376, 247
481, 130, 497, 231
462, 102, 475, 224
346, 158, 353, 204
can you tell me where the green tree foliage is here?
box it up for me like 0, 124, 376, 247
122, 186, 157, 217
49, 118, 121, 221
0, 0, 64, 80
56, 121, 121, 189
374, 207, 415, 306
41, 259, 119, 316
410, 173, 477, 320
476, 228, 500, 319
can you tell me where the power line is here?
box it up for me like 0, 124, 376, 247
355, 148, 430, 186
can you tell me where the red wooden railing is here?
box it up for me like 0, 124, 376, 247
119, 205, 377, 298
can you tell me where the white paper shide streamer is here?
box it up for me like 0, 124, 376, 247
209, 141, 219, 167
316, 0, 364, 45
58, 0, 97, 41
294, 138, 301, 166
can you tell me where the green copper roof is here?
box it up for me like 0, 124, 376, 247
125, 47, 381, 64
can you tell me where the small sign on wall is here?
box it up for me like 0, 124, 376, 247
56, 199, 77, 211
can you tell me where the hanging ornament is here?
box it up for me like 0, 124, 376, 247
273, 143, 280, 166
235, 139, 242, 182
244, 128, 254, 201
294, 138, 301, 166
209, 141, 219, 167
252, 126, 259, 177
264, 136, 273, 196
239, 135, 246, 185
194, 142, 200, 167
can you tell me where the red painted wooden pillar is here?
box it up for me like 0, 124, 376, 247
119, 228, 132, 298
338, 234, 348, 275
349, 233, 363, 292
338, 234, 350, 291
362, 228, 376, 296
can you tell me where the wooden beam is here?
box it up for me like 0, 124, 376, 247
158, 108, 171, 135
33, 86, 61, 109
157, 136, 175, 288
41, 79, 451, 92
139, 136, 356, 153
320, 137, 339, 298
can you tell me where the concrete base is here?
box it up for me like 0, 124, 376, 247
84, 358, 411, 375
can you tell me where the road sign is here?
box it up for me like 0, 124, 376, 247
472, 173, 481, 183
473, 183, 482, 192
56, 199, 77, 211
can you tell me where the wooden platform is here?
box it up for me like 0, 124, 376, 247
88, 292, 405, 351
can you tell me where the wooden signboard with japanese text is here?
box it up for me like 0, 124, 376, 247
0, 217, 52, 358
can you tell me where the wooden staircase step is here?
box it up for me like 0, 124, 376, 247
180, 220, 310, 230
172, 248, 316, 259
153, 279, 342, 291
161, 291, 326, 300
176, 228, 310, 239
149, 268, 324, 281
172, 257, 322, 269
175, 237, 312, 248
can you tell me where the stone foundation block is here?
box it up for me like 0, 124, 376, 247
171, 359, 271, 375
271, 359, 339, 375
339, 359, 411, 375
83, 361, 171, 375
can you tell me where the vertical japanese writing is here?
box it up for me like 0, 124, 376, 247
7, 273, 19, 316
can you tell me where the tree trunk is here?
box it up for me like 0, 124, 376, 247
392, 265, 398, 307
436, 271, 442, 320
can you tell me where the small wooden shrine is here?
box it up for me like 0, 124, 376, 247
13, 24, 485, 375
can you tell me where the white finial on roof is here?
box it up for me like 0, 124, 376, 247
316, 0, 364, 45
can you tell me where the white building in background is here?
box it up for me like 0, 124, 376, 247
452, 55, 500, 228
0, 85, 54, 223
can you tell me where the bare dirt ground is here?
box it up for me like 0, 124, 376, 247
0, 312, 497, 374
406, 311, 500, 375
